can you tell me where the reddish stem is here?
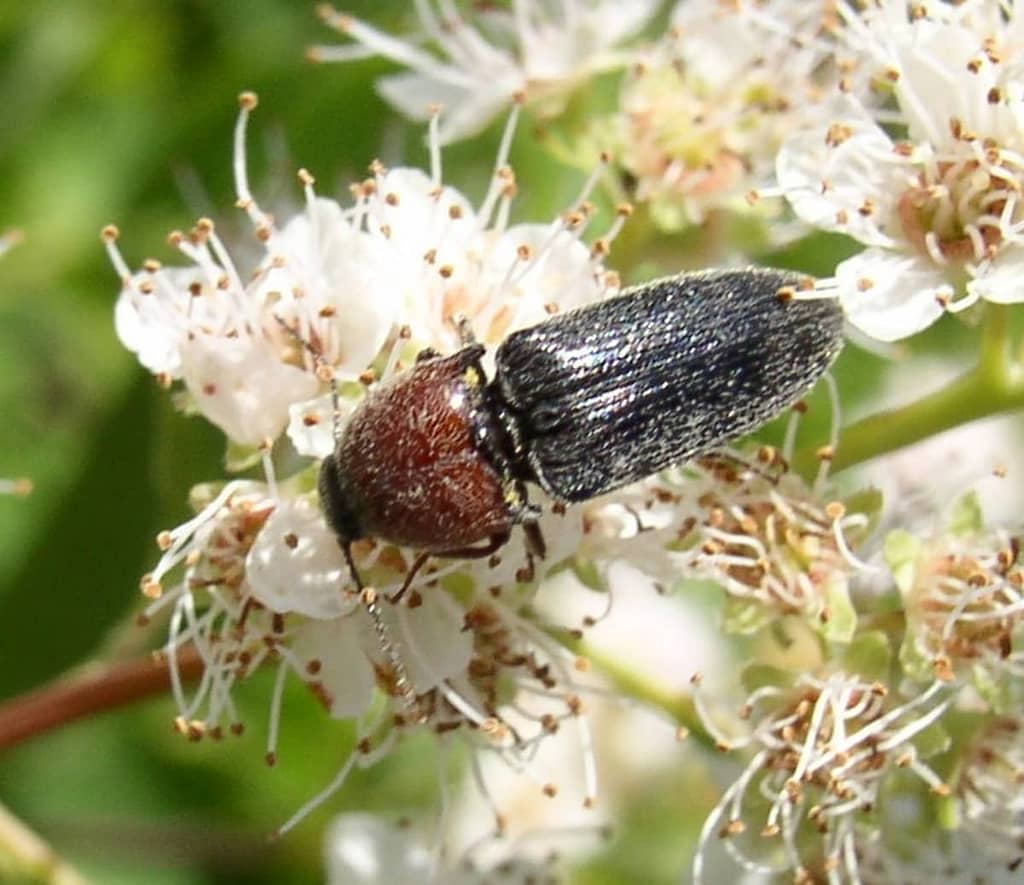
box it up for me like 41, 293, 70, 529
0, 648, 203, 753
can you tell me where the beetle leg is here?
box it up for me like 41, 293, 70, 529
415, 347, 441, 363
387, 551, 431, 604
432, 530, 511, 562
522, 520, 547, 559
388, 530, 514, 605
452, 313, 478, 346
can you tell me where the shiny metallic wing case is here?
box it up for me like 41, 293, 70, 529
491, 268, 845, 502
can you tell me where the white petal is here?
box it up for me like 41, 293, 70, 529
777, 114, 905, 249
114, 266, 208, 377
377, 71, 520, 143
836, 249, 951, 341
287, 393, 351, 459
259, 206, 398, 379
967, 250, 1024, 304
246, 497, 355, 619
384, 592, 473, 694
180, 335, 317, 446
292, 618, 376, 719
486, 224, 604, 332
324, 814, 431, 885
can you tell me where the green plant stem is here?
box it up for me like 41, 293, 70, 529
544, 626, 714, 751
795, 304, 1024, 475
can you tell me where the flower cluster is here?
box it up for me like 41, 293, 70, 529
672, 449, 873, 642
312, 1, 661, 144
892, 497, 1024, 704
693, 669, 952, 883
605, 0, 840, 230
94, 1, 1024, 881
776, 0, 1024, 340
106, 92, 679, 839
324, 813, 564, 885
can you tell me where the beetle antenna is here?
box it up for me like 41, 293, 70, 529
341, 543, 423, 718
273, 313, 423, 719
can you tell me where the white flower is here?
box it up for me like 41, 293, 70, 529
777, 2, 1024, 340
106, 92, 620, 451
609, 0, 839, 229
311, 0, 660, 143
890, 513, 1024, 695
671, 451, 873, 641
324, 814, 561, 885
693, 670, 953, 884
104, 95, 397, 447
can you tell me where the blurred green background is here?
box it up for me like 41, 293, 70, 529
0, 3, 456, 882
0, 4, 714, 883
0, 3, 996, 883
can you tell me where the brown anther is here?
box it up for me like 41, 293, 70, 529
816, 445, 835, 461
385, 192, 399, 207
676, 726, 690, 742
238, 91, 258, 110
542, 783, 558, 798
283, 532, 299, 550
359, 369, 376, 386
516, 243, 533, 262
438, 264, 454, 279
140, 576, 163, 599
721, 819, 746, 837
265, 751, 277, 766
101, 224, 120, 242
302, 412, 321, 427
825, 123, 853, 147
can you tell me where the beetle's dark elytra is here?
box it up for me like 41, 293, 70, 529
492, 268, 844, 502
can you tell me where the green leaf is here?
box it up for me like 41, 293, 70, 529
841, 630, 891, 682
884, 529, 922, 598
844, 486, 884, 535
948, 489, 984, 537
912, 718, 951, 760
898, 631, 936, 684
820, 576, 857, 643
224, 439, 263, 473
571, 556, 608, 593
740, 662, 793, 694
720, 594, 772, 635
0, 373, 158, 700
